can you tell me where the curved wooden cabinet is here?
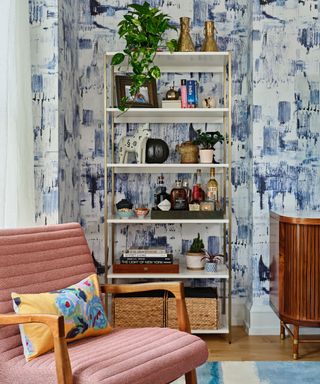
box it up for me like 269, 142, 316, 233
270, 211, 320, 359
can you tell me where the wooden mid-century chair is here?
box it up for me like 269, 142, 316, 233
0, 223, 208, 384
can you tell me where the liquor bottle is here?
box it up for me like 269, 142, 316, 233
170, 180, 188, 210
206, 168, 219, 203
182, 179, 192, 203
154, 176, 170, 209
191, 169, 205, 203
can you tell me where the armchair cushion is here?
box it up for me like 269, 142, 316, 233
11, 274, 112, 361
1, 327, 208, 384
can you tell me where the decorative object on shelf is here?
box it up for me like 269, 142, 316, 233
177, 17, 195, 52
180, 79, 187, 108
117, 208, 134, 219
134, 207, 150, 219
111, 1, 177, 110
115, 76, 158, 109
185, 233, 205, 270
176, 140, 199, 163
186, 80, 199, 108
119, 123, 151, 163
116, 198, 134, 219
206, 167, 219, 206
153, 175, 171, 210
145, 138, 169, 163
202, 96, 216, 108
189, 203, 200, 211
116, 198, 133, 210
193, 129, 224, 164
157, 199, 171, 211
170, 180, 188, 210
200, 201, 214, 211
201, 21, 219, 52
165, 82, 179, 100
201, 250, 224, 273
161, 100, 181, 108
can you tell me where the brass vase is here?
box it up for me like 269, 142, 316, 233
201, 21, 219, 52
177, 17, 195, 52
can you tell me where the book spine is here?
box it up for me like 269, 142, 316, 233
127, 249, 166, 254
120, 259, 173, 265
123, 253, 168, 258
121, 256, 173, 262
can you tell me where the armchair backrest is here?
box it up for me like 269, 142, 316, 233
0, 223, 95, 361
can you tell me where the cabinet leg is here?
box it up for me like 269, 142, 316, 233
293, 325, 299, 360
280, 321, 285, 340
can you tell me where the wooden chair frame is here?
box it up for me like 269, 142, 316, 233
0, 281, 197, 384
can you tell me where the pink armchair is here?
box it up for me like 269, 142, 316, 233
0, 223, 208, 384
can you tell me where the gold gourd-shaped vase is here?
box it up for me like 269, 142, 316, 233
177, 17, 195, 52
201, 21, 219, 52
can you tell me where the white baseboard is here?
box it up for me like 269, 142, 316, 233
244, 302, 280, 335
244, 301, 320, 335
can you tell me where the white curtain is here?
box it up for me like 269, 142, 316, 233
0, 1, 35, 227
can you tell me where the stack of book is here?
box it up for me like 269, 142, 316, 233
120, 247, 173, 265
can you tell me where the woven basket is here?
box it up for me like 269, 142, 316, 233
112, 295, 165, 328
166, 287, 218, 330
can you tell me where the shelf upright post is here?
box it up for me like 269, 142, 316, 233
103, 53, 109, 285
227, 52, 233, 343
110, 61, 116, 268
222, 56, 228, 317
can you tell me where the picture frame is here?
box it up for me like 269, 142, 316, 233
115, 75, 158, 108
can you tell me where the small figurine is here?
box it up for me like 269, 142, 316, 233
202, 97, 216, 108
165, 82, 179, 100
119, 123, 151, 163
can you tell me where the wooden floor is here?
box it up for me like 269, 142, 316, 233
201, 327, 320, 361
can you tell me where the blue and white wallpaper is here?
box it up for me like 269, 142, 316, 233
30, 0, 58, 225
30, 0, 320, 319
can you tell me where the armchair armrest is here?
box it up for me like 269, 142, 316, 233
0, 313, 73, 384
101, 281, 191, 333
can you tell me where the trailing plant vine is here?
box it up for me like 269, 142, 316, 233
111, 1, 177, 110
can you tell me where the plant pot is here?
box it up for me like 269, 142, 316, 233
199, 149, 214, 164
185, 252, 205, 270
205, 262, 218, 273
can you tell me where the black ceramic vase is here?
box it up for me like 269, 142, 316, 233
145, 138, 169, 163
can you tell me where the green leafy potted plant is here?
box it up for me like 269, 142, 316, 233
186, 233, 205, 270
111, 1, 177, 110
193, 129, 224, 164
201, 250, 224, 272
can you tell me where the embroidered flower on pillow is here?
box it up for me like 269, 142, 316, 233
55, 292, 78, 318
86, 295, 107, 329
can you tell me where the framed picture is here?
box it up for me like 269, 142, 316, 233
115, 75, 158, 108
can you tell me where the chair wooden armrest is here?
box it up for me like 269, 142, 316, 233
0, 313, 73, 384
101, 281, 191, 333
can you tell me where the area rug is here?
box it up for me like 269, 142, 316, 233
173, 361, 320, 383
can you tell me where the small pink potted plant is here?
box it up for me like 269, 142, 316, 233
201, 249, 224, 272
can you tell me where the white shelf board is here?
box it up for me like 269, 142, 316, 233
106, 163, 229, 173
107, 263, 229, 279
105, 107, 228, 124
192, 328, 228, 334
106, 216, 229, 224
105, 51, 230, 73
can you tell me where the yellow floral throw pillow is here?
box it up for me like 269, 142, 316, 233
11, 274, 112, 361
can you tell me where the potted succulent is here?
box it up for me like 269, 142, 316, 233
186, 233, 205, 270
201, 250, 224, 272
193, 129, 224, 163
111, 1, 177, 110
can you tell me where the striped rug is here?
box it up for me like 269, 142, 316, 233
174, 361, 320, 383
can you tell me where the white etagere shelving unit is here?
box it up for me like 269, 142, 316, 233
104, 51, 232, 340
